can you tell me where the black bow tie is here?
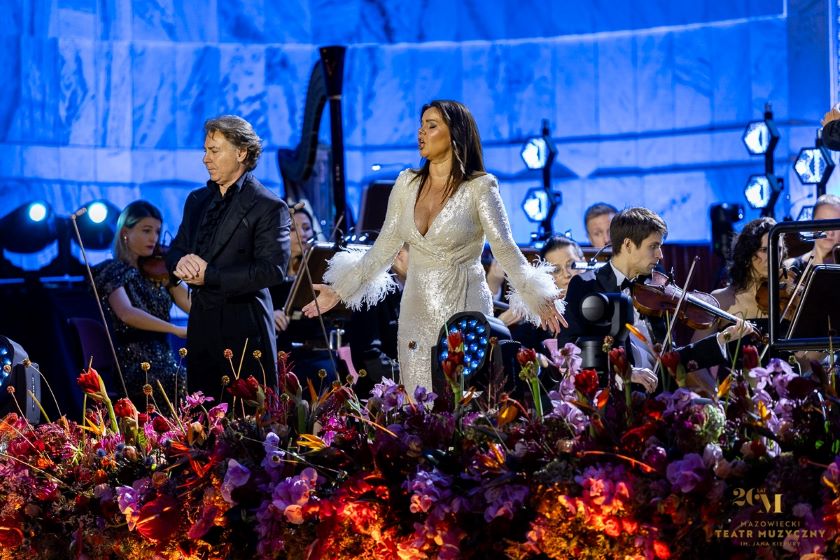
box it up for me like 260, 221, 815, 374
620, 278, 633, 291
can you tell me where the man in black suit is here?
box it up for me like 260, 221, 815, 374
560, 207, 752, 389
166, 115, 290, 398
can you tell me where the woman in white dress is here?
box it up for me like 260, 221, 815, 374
303, 100, 565, 392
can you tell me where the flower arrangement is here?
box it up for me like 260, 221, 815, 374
0, 338, 839, 559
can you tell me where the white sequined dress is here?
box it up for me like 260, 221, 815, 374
324, 169, 560, 393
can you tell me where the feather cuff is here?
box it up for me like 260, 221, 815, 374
323, 247, 398, 311
507, 259, 564, 326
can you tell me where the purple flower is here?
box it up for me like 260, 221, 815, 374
221, 459, 251, 505
483, 483, 529, 522
271, 468, 319, 524
413, 386, 437, 406
116, 478, 151, 531
370, 378, 405, 412
547, 400, 588, 435
666, 453, 707, 493
772, 372, 799, 399
185, 391, 214, 409
404, 469, 453, 514
747, 367, 770, 391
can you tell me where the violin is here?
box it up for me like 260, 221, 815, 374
138, 244, 171, 286
755, 279, 793, 316
631, 270, 744, 330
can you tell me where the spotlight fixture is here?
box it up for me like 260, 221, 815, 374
437, 313, 492, 377
0, 201, 57, 253
794, 132, 835, 197
742, 103, 783, 218
74, 200, 120, 250
0, 335, 41, 423
744, 174, 782, 211
742, 120, 779, 155
519, 119, 562, 240
797, 205, 814, 221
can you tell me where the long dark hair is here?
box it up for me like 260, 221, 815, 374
728, 217, 780, 292
412, 100, 486, 200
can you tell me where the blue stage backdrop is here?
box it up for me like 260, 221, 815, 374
0, 0, 837, 271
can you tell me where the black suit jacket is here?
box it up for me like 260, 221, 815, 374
559, 263, 726, 371
166, 172, 291, 394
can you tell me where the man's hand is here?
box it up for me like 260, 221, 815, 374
822, 104, 840, 126
274, 309, 290, 331
174, 254, 208, 286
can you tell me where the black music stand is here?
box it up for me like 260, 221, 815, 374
787, 265, 840, 342
283, 242, 366, 320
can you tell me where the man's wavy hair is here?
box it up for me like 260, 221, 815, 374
728, 217, 785, 292
204, 115, 263, 171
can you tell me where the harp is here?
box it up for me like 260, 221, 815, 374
277, 46, 351, 239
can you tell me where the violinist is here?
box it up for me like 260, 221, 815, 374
273, 206, 316, 333
92, 201, 191, 405
558, 207, 753, 389
784, 194, 840, 273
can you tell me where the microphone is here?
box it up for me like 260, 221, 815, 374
588, 243, 612, 266
571, 261, 607, 271
71, 206, 88, 219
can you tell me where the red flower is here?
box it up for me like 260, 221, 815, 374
227, 376, 260, 400
742, 345, 759, 371
135, 495, 180, 542
447, 331, 463, 352
574, 369, 599, 398
516, 347, 538, 366
137, 413, 149, 426
608, 347, 629, 376
281, 371, 301, 395
152, 416, 170, 433
603, 515, 622, 537
653, 540, 671, 559
442, 359, 460, 383
0, 517, 23, 547
113, 398, 137, 418
660, 351, 681, 375
77, 368, 106, 400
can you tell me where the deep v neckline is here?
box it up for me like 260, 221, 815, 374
413, 181, 453, 238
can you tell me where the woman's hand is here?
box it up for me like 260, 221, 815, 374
172, 325, 187, 338
302, 284, 341, 318
539, 299, 568, 335
498, 308, 522, 327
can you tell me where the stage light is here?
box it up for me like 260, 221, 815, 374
742, 121, 779, 155
74, 200, 120, 250
744, 174, 781, 210
522, 188, 549, 222
0, 335, 41, 423
521, 137, 551, 170
27, 202, 48, 223
0, 201, 57, 253
797, 206, 814, 221
794, 146, 834, 185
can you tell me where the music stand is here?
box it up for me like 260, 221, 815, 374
787, 265, 840, 343
283, 242, 368, 320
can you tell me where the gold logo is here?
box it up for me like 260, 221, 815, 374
732, 487, 783, 514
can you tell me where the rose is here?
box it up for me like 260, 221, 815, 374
227, 376, 260, 400
113, 398, 137, 418
516, 347, 538, 366
574, 369, 599, 399
742, 345, 759, 371
608, 347, 629, 376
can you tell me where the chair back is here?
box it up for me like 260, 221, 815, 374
67, 317, 119, 396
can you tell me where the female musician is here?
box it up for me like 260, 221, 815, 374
92, 201, 191, 405
695, 217, 778, 334
273, 206, 316, 332
785, 194, 840, 272
303, 100, 565, 392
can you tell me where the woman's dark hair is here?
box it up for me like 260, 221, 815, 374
113, 200, 163, 262
539, 235, 583, 260
728, 217, 782, 292
412, 100, 486, 200
204, 115, 263, 172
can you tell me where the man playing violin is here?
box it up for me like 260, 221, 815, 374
559, 207, 754, 391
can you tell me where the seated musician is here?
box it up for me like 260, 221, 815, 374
784, 194, 840, 273
689, 218, 783, 387
499, 236, 585, 348
584, 202, 617, 249
558, 207, 753, 391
